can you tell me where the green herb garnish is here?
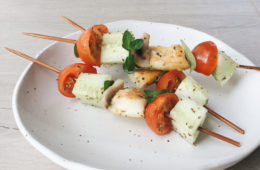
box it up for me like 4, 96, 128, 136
181, 40, 196, 72
144, 89, 170, 103
122, 30, 143, 74
104, 80, 114, 91
74, 44, 79, 58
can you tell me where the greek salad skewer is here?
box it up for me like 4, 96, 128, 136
156, 70, 244, 134
5, 47, 244, 134
22, 17, 260, 80
6, 47, 241, 147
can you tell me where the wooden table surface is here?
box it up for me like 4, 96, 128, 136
0, 0, 259, 169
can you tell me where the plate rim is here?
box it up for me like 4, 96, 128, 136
12, 19, 259, 170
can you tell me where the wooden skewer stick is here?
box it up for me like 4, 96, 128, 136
22, 32, 77, 44
165, 115, 240, 147
238, 65, 260, 71
198, 127, 240, 147
62, 16, 85, 32
5, 47, 60, 73
205, 106, 245, 134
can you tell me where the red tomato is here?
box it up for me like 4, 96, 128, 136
145, 93, 179, 135
92, 24, 109, 37
76, 25, 108, 66
156, 70, 186, 92
192, 41, 218, 76
57, 63, 97, 97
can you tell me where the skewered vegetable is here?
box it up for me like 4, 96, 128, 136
212, 51, 238, 86
72, 73, 112, 107
175, 76, 209, 106
170, 98, 207, 144
145, 93, 179, 135
192, 41, 218, 76
100, 32, 128, 64
57, 63, 97, 97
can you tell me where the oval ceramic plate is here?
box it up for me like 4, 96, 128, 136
13, 20, 260, 170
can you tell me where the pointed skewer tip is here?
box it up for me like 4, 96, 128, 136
5, 47, 12, 52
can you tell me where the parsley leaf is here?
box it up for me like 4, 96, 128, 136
144, 89, 170, 103
122, 31, 134, 50
180, 40, 196, 72
74, 44, 79, 58
122, 30, 144, 74
130, 39, 144, 50
104, 80, 114, 91
123, 52, 135, 74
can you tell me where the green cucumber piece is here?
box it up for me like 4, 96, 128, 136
175, 76, 209, 106
212, 51, 238, 86
170, 98, 207, 144
181, 40, 196, 72
101, 32, 129, 64
72, 73, 112, 107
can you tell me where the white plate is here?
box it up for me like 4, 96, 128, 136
13, 20, 260, 170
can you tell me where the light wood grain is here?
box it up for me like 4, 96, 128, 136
0, 0, 259, 169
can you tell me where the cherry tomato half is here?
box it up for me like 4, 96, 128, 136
57, 63, 97, 97
92, 24, 109, 37
156, 70, 186, 92
145, 93, 179, 135
76, 25, 108, 66
192, 41, 218, 76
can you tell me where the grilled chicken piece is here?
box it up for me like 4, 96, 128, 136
149, 45, 190, 71
134, 33, 190, 71
108, 87, 147, 118
128, 70, 161, 89
101, 79, 124, 108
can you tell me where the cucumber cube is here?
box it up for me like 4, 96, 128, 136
101, 32, 129, 64
175, 76, 209, 106
170, 98, 207, 144
72, 73, 112, 107
212, 51, 238, 86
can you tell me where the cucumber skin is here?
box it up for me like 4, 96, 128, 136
101, 32, 128, 64
170, 98, 207, 144
175, 76, 209, 106
72, 73, 112, 107
212, 51, 238, 86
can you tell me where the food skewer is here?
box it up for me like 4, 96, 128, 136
22, 17, 260, 73
6, 47, 241, 147
22, 32, 260, 71
21, 18, 245, 134
155, 70, 245, 134
5, 47, 244, 134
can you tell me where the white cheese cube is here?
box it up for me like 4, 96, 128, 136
170, 98, 207, 144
